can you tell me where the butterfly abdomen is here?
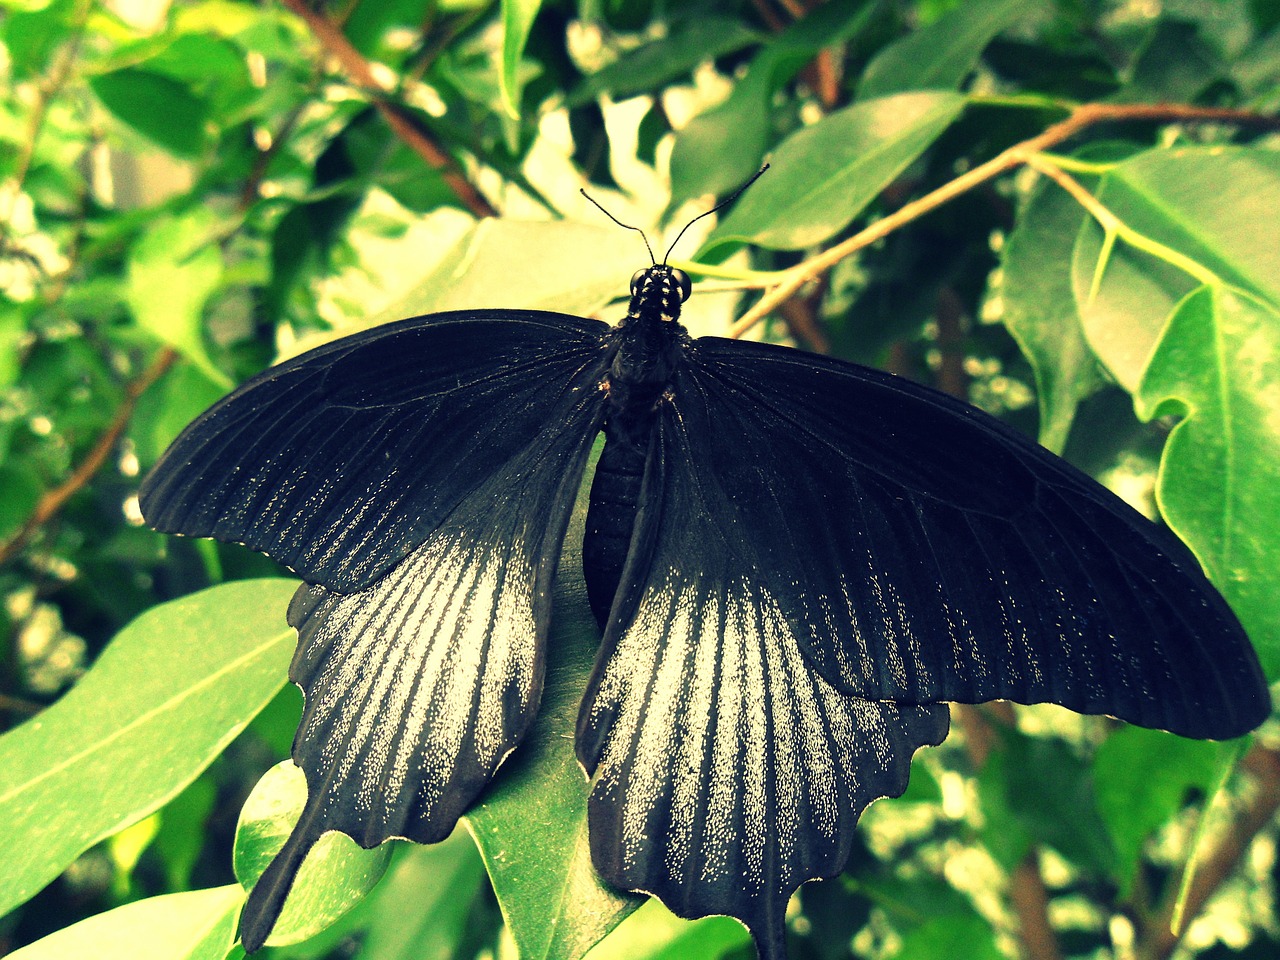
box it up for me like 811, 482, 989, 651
584, 430, 647, 626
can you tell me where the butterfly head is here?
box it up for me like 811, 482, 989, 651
628, 264, 692, 323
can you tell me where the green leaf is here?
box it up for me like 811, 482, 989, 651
1093, 726, 1220, 890
360, 834, 486, 960
1072, 146, 1280, 391
465, 448, 643, 960
857, 0, 1032, 99
1135, 285, 1280, 678
704, 91, 966, 253
583, 898, 750, 960
89, 68, 210, 157
895, 910, 1002, 960
570, 17, 762, 104
5, 884, 244, 960
1000, 179, 1104, 452
233, 761, 392, 946
0, 578, 297, 917
668, 0, 878, 210
499, 0, 542, 118
370, 219, 645, 326
125, 207, 231, 389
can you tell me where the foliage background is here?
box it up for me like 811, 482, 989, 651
1, 0, 1279, 959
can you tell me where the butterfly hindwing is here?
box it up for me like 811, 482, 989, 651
576, 412, 950, 959
139, 310, 612, 591
658, 337, 1266, 740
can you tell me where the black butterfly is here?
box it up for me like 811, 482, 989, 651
140, 232, 1268, 959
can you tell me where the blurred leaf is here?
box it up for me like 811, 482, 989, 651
1120, 18, 1224, 104
984, 731, 1115, 874
89, 68, 210, 157
570, 17, 762, 103
705, 91, 965, 252
125, 207, 231, 388
0, 462, 41, 541
1093, 726, 1220, 890
500, 0, 543, 117
465, 449, 643, 960
233, 761, 392, 946
669, 0, 878, 210
1072, 146, 1280, 390
583, 898, 750, 960
5, 884, 243, 960
896, 910, 1002, 960
130, 362, 230, 467
153, 775, 219, 891
1136, 285, 1280, 678
360, 833, 486, 960
0, 579, 297, 917
1000, 179, 1104, 452
858, 0, 1033, 98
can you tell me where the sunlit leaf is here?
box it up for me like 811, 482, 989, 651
233, 762, 392, 946
89, 68, 210, 156
499, 0, 542, 118
4, 885, 243, 960
1136, 285, 1280, 677
0, 579, 297, 917
704, 91, 965, 252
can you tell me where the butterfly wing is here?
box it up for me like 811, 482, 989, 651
139, 311, 613, 950
139, 310, 612, 591
648, 337, 1268, 740
576, 411, 950, 960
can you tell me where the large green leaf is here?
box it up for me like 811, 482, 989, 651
5, 885, 244, 960
999, 180, 1104, 452
125, 206, 231, 388
1135, 285, 1280, 677
464, 449, 643, 960
233, 761, 392, 946
1092, 727, 1221, 891
89, 68, 210, 157
857, 0, 1032, 98
704, 91, 965, 252
1072, 146, 1280, 390
367, 219, 644, 327
0, 579, 296, 917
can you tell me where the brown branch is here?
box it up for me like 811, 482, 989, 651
0, 348, 177, 567
279, 0, 497, 219
729, 102, 1280, 337
1138, 744, 1280, 960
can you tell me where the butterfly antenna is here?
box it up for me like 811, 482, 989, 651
661, 164, 769, 263
580, 189, 656, 265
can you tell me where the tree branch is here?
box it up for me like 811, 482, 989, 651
278, 0, 498, 219
0, 348, 177, 567
729, 102, 1280, 337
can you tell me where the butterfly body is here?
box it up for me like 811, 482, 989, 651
140, 261, 1268, 960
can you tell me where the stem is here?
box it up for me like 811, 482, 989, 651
728, 101, 1280, 337
1025, 154, 1221, 289
278, 0, 497, 219
0, 348, 177, 567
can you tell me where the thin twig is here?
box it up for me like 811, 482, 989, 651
728, 102, 1280, 337
0, 348, 177, 567
278, 0, 497, 218
1138, 744, 1280, 960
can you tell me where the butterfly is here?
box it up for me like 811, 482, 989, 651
140, 207, 1269, 959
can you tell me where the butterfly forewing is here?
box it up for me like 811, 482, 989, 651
666, 337, 1267, 740
139, 310, 612, 592
577, 413, 950, 960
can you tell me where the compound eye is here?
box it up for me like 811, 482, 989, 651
630, 268, 648, 296
672, 268, 693, 302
